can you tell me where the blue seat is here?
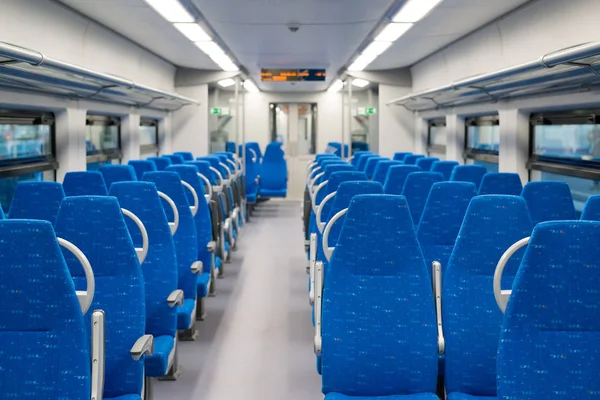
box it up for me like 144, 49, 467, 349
478, 173, 523, 195
497, 220, 600, 399
357, 154, 379, 171
401, 172, 444, 225
174, 152, 194, 161
8, 181, 65, 223
364, 156, 384, 179
148, 157, 172, 171
321, 195, 438, 398
393, 152, 412, 161
383, 165, 421, 195
55, 196, 147, 400
581, 194, 600, 220
431, 161, 459, 180
109, 182, 180, 377
0, 219, 91, 398
167, 165, 214, 301
63, 171, 108, 196
404, 154, 425, 165
163, 154, 185, 165
443, 196, 532, 399
372, 160, 403, 184
521, 181, 576, 225
417, 182, 477, 278
416, 157, 440, 171
143, 172, 199, 333
129, 160, 157, 180
226, 141, 236, 153
450, 165, 487, 188
350, 151, 371, 167
246, 142, 263, 163
260, 142, 288, 198
100, 164, 137, 188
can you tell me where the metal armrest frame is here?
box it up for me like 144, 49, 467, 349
91, 310, 105, 400
121, 208, 149, 265
322, 208, 348, 262
432, 261, 445, 355
58, 237, 95, 314
316, 191, 336, 234
181, 181, 199, 217
494, 237, 530, 313
311, 180, 328, 212
157, 191, 179, 235
313, 261, 324, 355
308, 233, 317, 305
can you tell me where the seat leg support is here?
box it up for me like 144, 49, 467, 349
195, 297, 207, 321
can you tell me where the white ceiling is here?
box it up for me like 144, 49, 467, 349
58, 0, 532, 91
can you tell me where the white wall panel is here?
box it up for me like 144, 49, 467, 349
378, 85, 414, 158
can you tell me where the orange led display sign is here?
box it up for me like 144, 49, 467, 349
261, 69, 326, 82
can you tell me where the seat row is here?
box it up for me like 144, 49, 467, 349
0, 149, 253, 399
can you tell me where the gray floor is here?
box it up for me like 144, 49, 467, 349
154, 200, 322, 400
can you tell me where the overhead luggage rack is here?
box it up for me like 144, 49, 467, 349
387, 42, 600, 111
0, 41, 199, 111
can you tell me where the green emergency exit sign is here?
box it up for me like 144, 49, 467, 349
210, 108, 221, 115
366, 107, 377, 115
210, 107, 231, 116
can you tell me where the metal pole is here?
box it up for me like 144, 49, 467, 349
234, 77, 240, 151
347, 77, 353, 160
242, 82, 246, 177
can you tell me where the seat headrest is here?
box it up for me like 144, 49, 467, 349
431, 161, 459, 180
328, 181, 384, 220
393, 152, 412, 161
357, 154, 379, 171
582, 195, 600, 220
326, 171, 368, 193
323, 164, 354, 181
196, 156, 221, 169
450, 164, 487, 188
404, 154, 425, 165
372, 160, 403, 184
128, 160, 157, 180
185, 160, 216, 185
522, 181, 576, 225
383, 165, 421, 195
478, 172, 523, 195
8, 181, 65, 223
263, 142, 285, 161
174, 152, 194, 161
163, 154, 185, 165
365, 157, 388, 179
63, 171, 108, 196
147, 157, 172, 171
402, 172, 445, 224
416, 157, 440, 171
99, 164, 137, 188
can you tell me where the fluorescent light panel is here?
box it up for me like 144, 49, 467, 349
244, 80, 259, 93
144, 0, 194, 23
218, 79, 236, 88
393, 0, 444, 23
196, 41, 224, 55
328, 79, 344, 93
348, 53, 377, 72
351, 78, 370, 88
375, 23, 413, 42
174, 23, 211, 41
362, 41, 392, 57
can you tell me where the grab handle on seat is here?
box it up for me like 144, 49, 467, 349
249, 148, 258, 163
197, 172, 213, 202
494, 237, 530, 313
309, 233, 317, 306
58, 237, 95, 315
121, 208, 149, 265
157, 191, 179, 235
316, 191, 336, 234
314, 260, 324, 355
309, 171, 324, 193
322, 208, 348, 262
311, 180, 328, 212
181, 181, 199, 217
210, 167, 224, 186
432, 261, 445, 355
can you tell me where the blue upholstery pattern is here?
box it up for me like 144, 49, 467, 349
443, 195, 532, 398
147, 157, 172, 171
350, 151, 371, 166
109, 182, 178, 377
320, 171, 368, 223
393, 152, 412, 161
416, 157, 440, 171
260, 142, 288, 197
163, 154, 185, 165
450, 165, 487, 188
447, 395, 497, 400
63, 171, 109, 196
521, 181, 576, 225
322, 195, 438, 396
8, 181, 65, 223
416, 182, 477, 278
100, 164, 137, 188
226, 141, 236, 153
401, 172, 444, 225
357, 155, 380, 171
326, 394, 439, 400
383, 165, 421, 195
403, 154, 425, 165
431, 161, 459, 181
129, 160, 157, 180
478, 173, 523, 195
372, 160, 403, 184
55, 196, 145, 398
174, 152, 194, 161
364, 156, 384, 179
144, 335, 174, 379
497, 220, 600, 399
187, 160, 217, 185
0, 220, 90, 399
581, 194, 600, 220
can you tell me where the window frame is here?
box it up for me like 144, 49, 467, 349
85, 115, 122, 164
427, 118, 446, 156
464, 115, 500, 164
140, 118, 159, 156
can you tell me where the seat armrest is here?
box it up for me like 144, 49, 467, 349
130, 334, 154, 360
314, 261, 324, 356
191, 261, 203, 274
207, 241, 217, 252
432, 261, 445, 355
167, 289, 184, 307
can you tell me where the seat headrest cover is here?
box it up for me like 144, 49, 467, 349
8, 181, 65, 223
522, 181, 576, 225
383, 165, 421, 195
63, 171, 108, 196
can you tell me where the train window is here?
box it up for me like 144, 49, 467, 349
529, 111, 600, 211
428, 119, 446, 159
86, 115, 121, 171
140, 119, 159, 158
465, 115, 499, 171
0, 111, 58, 212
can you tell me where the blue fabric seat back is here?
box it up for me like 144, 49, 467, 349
246, 142, 263, 162
327, 142, 342, 157
8, 181, 65, 223
350, 151, 370, 166
317, 164, 355, 191
167, 165, 212, 269
174, 152, 194, 161
443, 195, 532, 397
186, 160, 217, 185
197, 156, 224, 181
383, 165, 421, 195
163, 154, 185, 165
431, 160, 459, 180
393, 151, 412, 161
581, 194, 600, 220
226, 141, 236, 153
322, 195, 438, 396
417, 182, 477, 277
357, 154, 379, 171
319, 171, 368, 226
365, 157, 388, 180
260, 142, 287, 190
478, 172, 523, 195
148, 156, 172, 171
239, 149, 260, 197
109, 182, 178, 338
351, 153, 370, 169
55, 196, 145, 398
372, 160, 403, 184
99, 164, 137, 188
450, 165, 487, 188
404, 154, 425, 165
521, 181, 576, 225
63, 171, 108, 196
416, 157, 440, 171
214, 154, 233, 179
143, 172, 198, 300
497, 220, 600, 399
0, 220, 90, 399
401, 172, 444, 224
129, 160, 157, 180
